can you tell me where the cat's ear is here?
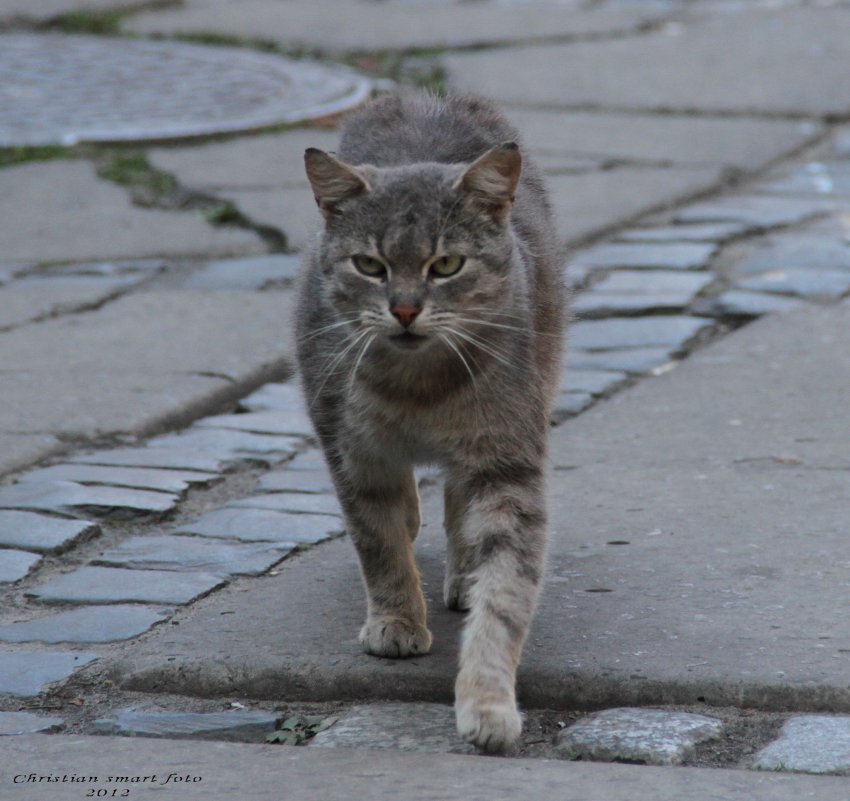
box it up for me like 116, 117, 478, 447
454, 142, 521, 223
304, 148, 370, 221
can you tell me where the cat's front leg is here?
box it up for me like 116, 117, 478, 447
337, 458, 432, 658
452, 465, 546, 753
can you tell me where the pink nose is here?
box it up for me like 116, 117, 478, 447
391, 305, 421, 328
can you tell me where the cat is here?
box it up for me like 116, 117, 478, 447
295, 91, 563, 753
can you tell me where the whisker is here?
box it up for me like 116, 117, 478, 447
297, 315, 362, 344
348, 333, 376, 393
447, 327, 514, 368
438, 332, 477, 387
308, 329, 372, 408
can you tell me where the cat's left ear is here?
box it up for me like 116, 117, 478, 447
454, 142, 521, 223
304, 148, 370, 221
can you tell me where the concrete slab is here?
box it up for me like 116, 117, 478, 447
0, 290, 295, 439
0, 434, 63, 480
0, 161, 263, 263
177, 255, 301, 291
506, 108, 819, 171
220, 187, 319, 251
0, 710, 63, 735
111, 302, 850, 718
125, 1, 660, 52
3, 735, 848, 801
0, 512, 99, 554
548, 166, 722, 244
444, 6, 850, 116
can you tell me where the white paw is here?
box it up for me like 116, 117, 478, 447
359, 616, 432, 658
443, 574, 473, 611
456, 696, 522, 753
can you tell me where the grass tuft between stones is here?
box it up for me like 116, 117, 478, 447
266, 714, 338, 746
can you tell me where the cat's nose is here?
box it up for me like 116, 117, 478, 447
390, 304, 421, 328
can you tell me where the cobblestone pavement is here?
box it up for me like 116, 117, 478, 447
2, 0, 850, 795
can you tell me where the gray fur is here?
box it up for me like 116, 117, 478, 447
295, 92, 564, 753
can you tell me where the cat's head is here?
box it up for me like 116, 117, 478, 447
304, 144, 522, 356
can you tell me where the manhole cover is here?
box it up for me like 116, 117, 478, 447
0, 34, 373, 147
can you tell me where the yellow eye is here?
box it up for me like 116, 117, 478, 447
352, 254, 386, 278
430, 255, 465, 278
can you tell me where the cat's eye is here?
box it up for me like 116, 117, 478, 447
351, 254, 387, 279
429, 255, 466, 278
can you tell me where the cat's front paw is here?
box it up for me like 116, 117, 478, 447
455, 693, 523, 754
443, 573, 473, 612
359, 616, 432, 658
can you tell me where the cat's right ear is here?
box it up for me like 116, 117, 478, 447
304, 148, 370, 221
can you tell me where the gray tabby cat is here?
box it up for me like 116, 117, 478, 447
296, 92, 563, 752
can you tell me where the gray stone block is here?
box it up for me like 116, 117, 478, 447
0, 549, 41, 583
195, 410, 313, 438
18, 464, 218, 495
93, 535, 294, 576
173, 508, 342, 545
0, 161, 262, 263
92, 708, 281, 741
226, 493, 341, 517
556, 708, 723, 765
562, 370, 628, 397
753, 715, 850, 775
257, 470, 334, 494
674, 195, 829, 228
285, 449, 328, 471
592, 270, 713, 296
311, 703, 474, 754
0, 605, 169, 643
0, 511, 99, 554
0, 711, 64, 735
241, 382, 305, 414
616, 223, 748, 243
28, 566, 225, 605
566, 347, 674, 375
569, 242, 716, 271
758, 162, 850, 198
0, 481, 178, 518
696, 291, 806, 318
0, 434, 63, 480
729, 226, 850, 277
0, 651, 98, 697
736, 270, 850, 299
178, 255, 301, 291
572, 293, 691, 318
553, 392, 594, 419
148, 429, 300, 463
68, 447, 225, 473
569, 317, 712, 352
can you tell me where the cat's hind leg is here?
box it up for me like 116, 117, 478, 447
337, 458, 432, 658
452, 464, 546, 753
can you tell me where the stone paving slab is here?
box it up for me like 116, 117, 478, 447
444, 6, 850, 116
172, 508, 342, 545
555, 708, 723, 765
0, 549, 41, 584
310, 703, 474, 755
28, 567, 225, 606
0, 290, 296, 439
507, 108, 819, 172
0, 434, 64, 480
736, 270, 850, 299
0, 652, 97, 697
673, 195, 830, 228
0, 274, 144, 331
110, 303, 850, 715
0, 161, 263, 263
18, 465, 218, 495
547, 166, 722, 245
0, 0, 143, 22
616, 222, 749, 243
126, 0, 660, 52
0, 606, 170, 644
2, 736, 848, 801
753, 715, 850, 775
562, 369, 628, 397
225, 493, 341, 517
256, 470, 334, 494
696, 290, 806, 318
0, 481, 178, 518
92, 708, 281, 742
758, 161, 850, 198
569, 242, 716, 271
177, 255, 301, 291
566, 347, 674, 375
0, 710, 63, 735
68, 448, 225, 474
219, 187, 319, 251
196, 411, 313, 438
568, 316, 711, 352
0, 512, 99, 554
93, 535, 294, 577
241, 382, 306, 414
148, 429, 301, 463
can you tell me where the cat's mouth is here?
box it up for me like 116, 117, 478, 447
387, 330, 428, 350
